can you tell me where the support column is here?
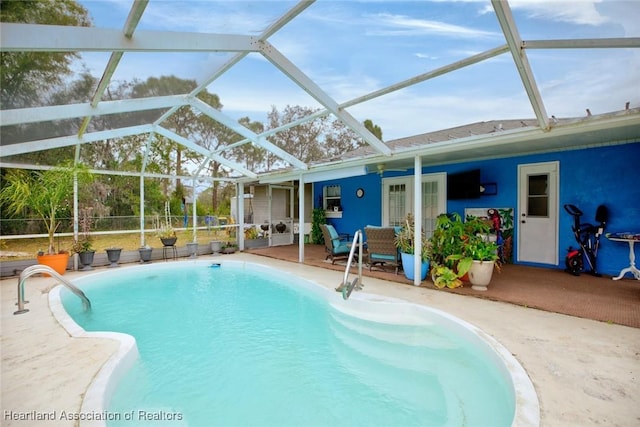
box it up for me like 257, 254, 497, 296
298, 177, 305, 263
413, 155, 423, 286
191, 178, 197, 243
237, 182, 244, 250
73, 172, 79, 270
139, 174, 145, 247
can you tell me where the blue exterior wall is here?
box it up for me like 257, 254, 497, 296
314, 142, 640, 277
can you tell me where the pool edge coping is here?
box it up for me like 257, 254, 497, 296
49, 286, 139, 427
49, 259, 540, 427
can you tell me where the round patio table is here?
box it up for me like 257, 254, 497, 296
606, 233, 640, 280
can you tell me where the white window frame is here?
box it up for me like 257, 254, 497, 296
382, 173, 446, 237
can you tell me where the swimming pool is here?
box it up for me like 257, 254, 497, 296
55, 260, 539, 427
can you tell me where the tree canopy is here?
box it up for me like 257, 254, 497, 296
0, 0, 92, 108
0, 0, 384, 230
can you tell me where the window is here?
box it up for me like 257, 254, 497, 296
323, 185, 342, 218
382, 173, 446, 236
527, 174, 549, 217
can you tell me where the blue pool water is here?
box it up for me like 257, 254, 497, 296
62, 261, 515, 427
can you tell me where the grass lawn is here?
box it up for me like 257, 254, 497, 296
0, 229, 236, 261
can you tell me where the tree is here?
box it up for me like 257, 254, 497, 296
324, 119, 368, 159
0, 0, 92, 108
364, 119, 383, 141
233, 116, 266, 171
131, 76, 201, 197
265, 105, 328, 169
0, 162, 92, 254
188, 92, 241, 212
264, 105, 373, 168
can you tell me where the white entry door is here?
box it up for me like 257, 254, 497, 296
517, 161, 559, 265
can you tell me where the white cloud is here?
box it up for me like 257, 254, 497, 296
509, 0, 610, 26
415, 53, 440, 60
365, 13, 501, 38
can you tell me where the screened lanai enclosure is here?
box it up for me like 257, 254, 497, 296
1, 0, 639, 260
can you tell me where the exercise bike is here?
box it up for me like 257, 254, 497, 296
564, 204, 608, 276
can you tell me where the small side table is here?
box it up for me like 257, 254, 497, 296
606, 233, 640, 280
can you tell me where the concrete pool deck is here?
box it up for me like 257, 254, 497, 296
2, 253, 639, 426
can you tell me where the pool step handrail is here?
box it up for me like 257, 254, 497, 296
14, 265, 91, 315
341, 230, 364, 300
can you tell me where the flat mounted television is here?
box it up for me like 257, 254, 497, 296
447, 169, 481, 200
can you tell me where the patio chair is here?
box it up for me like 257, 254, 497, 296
321, 224, 351, 264
364, 226, 401, 274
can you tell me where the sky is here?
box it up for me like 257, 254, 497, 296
74, 0, 640, 141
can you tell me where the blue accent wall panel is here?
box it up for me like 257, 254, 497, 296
314, 142, 640, 277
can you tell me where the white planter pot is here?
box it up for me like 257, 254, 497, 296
187, 242, 198, 258
210, 241, 223, 254
468, 260, 495, 291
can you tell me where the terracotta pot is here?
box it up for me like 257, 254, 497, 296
37, 252, 70, 276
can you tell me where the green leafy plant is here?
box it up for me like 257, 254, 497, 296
447, 216, 501, 276
464, 238, 499, 262
311, 208, 326, 244
429, 212, 468, 268
394, 213, 431, 262
0, 161, 92, 255
244, 226, 260, 239
431, 264, 463, 289
429, 213, 499, 285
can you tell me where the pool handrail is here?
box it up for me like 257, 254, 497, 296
341, 229, 364, 299
14, 264, 91, 315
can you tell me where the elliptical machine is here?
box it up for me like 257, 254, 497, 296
564, 204, 608, 276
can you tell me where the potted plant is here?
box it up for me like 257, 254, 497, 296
311, 208, 326, 244
106, 247, 122, 267
394, 213, 431, 281
139, 245, 153, 263
431, 264, 464, 289
0, 161, 92, 275
221, 241, 238, 254
72, 207, 95, 270
462, 235, 500, 291
156, 201, 177, 246
73, 237, 95, 270
186, 241, 199, 258
437, 215, 500, 291
428, 212, 471, 288
210, 240, 223, 254
244, 225, 268, 249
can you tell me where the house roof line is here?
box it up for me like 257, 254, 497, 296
250, 108, 639, 183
